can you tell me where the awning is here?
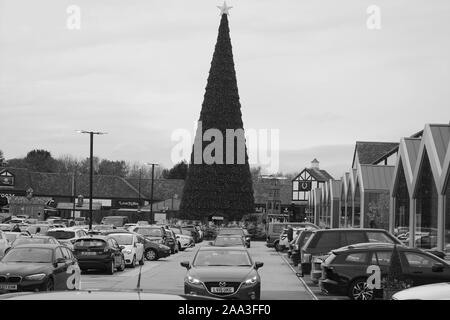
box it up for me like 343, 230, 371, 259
56, 202, 102, 211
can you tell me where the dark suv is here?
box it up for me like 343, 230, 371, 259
289, 229, 315, 267
73, 235, 126, 275
300, 228, 402, 283
320, 243, 450, 300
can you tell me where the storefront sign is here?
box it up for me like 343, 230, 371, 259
113, 199, 141, 209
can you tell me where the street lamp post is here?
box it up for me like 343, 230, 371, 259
77, 130, 107, 230
145, 163, 158, 224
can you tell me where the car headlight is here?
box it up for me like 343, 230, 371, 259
25, 273, 47, 281
124, 249, 132, 254
187, 276, 202, 285
243, 276, 257, 285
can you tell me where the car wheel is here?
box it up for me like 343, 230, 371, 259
118, 256, 126, 271
43, 278, 54, 291
145, 249, 157, 261
139, 254, 145, 266
349, 278, 373, 300
130, 255, 136, 268
274, 241, 281, 251
106, 260, 115, 275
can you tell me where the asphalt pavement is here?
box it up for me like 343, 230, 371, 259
80, 241, 316, 300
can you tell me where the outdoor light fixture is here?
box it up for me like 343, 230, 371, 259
77, 130, 107, 230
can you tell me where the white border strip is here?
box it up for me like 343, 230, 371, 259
279, 252, 318, 300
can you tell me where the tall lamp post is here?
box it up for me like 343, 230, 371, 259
77, 130, 107, 230
145, 163, 158, 224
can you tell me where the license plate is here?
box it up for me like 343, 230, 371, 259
211, 287, 234, 293
82, 251, 97, 255
0, 284, 18, 290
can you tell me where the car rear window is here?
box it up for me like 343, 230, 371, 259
311, 232, 340, 249
75, 239, 106, 247
367, 232, 396, 244
218, 229, 244, 236
12, 238, 48, 246
136, 228, 162, 237
344, 252, 368, 264
47, 230, 75, 239
343, 232, 367, 246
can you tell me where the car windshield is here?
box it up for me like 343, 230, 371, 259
110, 234, 133, 245
135, 228, 162, 237
12, 238, 48, 246
193, 250, 251, 267
218, 228, 244, 236
46, 230, 75, 239
214, 237, 243, 246
2, 247, 53, 263
74, 239, 106, 247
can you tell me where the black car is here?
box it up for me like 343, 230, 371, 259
217, 228, 251, 248
131, 226, 167, 246
0, 244, 81, 293
73, 236, 126, 274
320, 243, 450, 300
181, 246, 263, 300
300, 228, 403, 282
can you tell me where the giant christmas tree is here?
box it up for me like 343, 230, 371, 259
180, 3, 254, 221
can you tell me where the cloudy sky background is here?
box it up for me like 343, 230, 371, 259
1, 0, 449, 178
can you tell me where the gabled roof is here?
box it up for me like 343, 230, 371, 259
292, 167, 334, 182
390, 138, 422, 196
440, 143, 450, 193
358, 165, 395, 191
329, 180, 342, 200
412, 124, 450, 197
352, 141, 399, 167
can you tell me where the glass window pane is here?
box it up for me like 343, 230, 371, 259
404, 252, 437, 268
344, 252, 367, 264
375, 251, 392, 266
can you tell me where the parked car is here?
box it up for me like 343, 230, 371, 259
0, 231, 10, 259
74, 217, 87, 225
73, 235, 125, 274
137, 221, 149, 226
392, 282, 450, 300
123, 223, 138, 231
290, 229, 315, 267
107, 233, 145, 267
300, 228, 403, 283
0, 224, 13, 232
181, 246, 264, 300
212, 235, 246, 247
26, 224, 52, 235
320, 242, 450, 300
170, 227, 195, 251
217, 228, 251, 248
182, 225, 201, 243
130, 225, 167, 245
101, 216, 129, 228
0, 244, 81, 293
135, 234, 171, 261
276, 227, 305, 252
164, 228, 179, 254
46, 228, 88, 251
266, 222, 319, 249
4, 235, 60, 255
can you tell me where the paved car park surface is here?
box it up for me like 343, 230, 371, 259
79, 241, 315, 300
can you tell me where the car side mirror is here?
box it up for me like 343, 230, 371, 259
180, 261, 191, 269
255, 261, 264, 270
432, 263, 445, 272
54, 258, 65, 267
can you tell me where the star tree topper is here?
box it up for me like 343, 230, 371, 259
217, 1, 232, 15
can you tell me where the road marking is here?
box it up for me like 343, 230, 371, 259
279, 252, 318, 300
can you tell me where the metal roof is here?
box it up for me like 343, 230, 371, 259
429, 124, 450, 167
352, 141, 399, 166
404, 138, 421, 172
359, 165, 395, 191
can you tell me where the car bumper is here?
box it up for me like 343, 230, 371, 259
184, 282, 260, 300
319, 278, 347, 295
77, 258, 112, 269
157, 248, 171, 258
0, 279, 49, 294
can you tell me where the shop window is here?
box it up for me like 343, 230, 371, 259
415, 150, 439, 249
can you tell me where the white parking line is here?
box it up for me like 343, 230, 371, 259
279, 253, 318, 300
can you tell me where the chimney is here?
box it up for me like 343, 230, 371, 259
311, 158, 320, 169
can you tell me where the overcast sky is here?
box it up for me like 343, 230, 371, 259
1, 0, 449, 178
